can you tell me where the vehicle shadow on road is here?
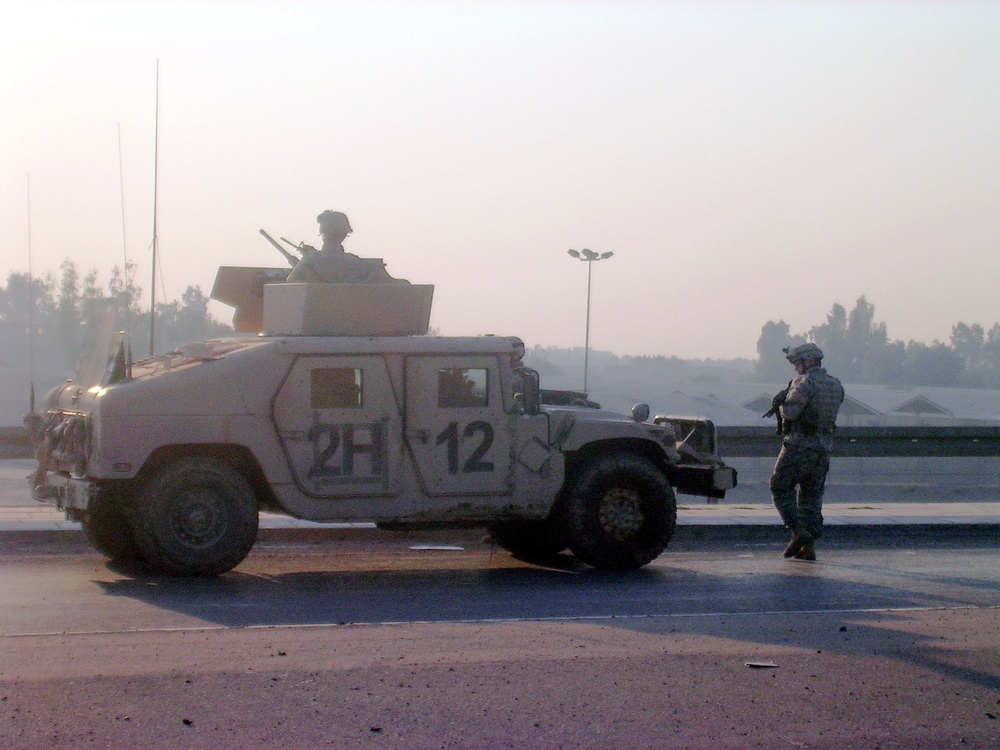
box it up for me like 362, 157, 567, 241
94, 540, 1000, 695
95, 541, 995, 625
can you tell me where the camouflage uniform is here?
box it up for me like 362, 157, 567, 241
286, 245, 391, 284
769, 356, 844, 541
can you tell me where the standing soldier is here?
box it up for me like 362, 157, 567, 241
768, 343, 845, 561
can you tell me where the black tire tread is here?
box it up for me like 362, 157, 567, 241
81, 486, 142, 561
132, 456, 259, 576
564, 450, 676, 570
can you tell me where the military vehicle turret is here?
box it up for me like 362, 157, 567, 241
28, 262, 736, 575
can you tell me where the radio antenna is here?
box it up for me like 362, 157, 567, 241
118, 123, 133, 378
23, 174, 43, 442
27, 175, 36, 413
149, 59, 160, 356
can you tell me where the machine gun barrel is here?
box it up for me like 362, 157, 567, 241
281, 237, 317, 255
259, 229, 299, 266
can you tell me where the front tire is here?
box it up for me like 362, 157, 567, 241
82, 486, 141, 561
564, 451, 676, 570
132, 457, 259, 576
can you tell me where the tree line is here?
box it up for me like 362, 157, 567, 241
0, 261, 233, 367
4, 265, 998, 388
756, 297, 1000, 387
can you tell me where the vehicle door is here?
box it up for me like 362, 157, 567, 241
273, 355, 402, 497
405, 355, 513, 496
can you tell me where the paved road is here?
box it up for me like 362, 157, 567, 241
1, 537, 997, 749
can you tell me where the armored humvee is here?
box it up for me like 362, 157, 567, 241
29, 265, 736, 576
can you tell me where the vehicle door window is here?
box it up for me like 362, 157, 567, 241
437, 368, 488, 408
311, 367, 362, 409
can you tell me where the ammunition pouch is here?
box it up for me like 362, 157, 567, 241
784, 420, 818, 437
797, 402, 820, 436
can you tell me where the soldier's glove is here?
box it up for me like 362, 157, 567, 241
762, 387, 788, 418
762, 382, 792, 435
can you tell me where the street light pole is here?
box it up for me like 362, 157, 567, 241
567, 248, 614, 393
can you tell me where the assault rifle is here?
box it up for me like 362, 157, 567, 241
762, 381, 792, 435
259, 229, 317, 266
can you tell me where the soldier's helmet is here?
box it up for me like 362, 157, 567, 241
783, 342, 824, 364
317, 210, 352, 235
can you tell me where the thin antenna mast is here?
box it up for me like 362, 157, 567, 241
22, 174, 45, 446
118, 123, 133, 378
26, 175, 36, 417
149, 59, 160, 356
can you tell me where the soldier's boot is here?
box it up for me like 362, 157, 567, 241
783, 525, 814, 558
795, 541, 816, 561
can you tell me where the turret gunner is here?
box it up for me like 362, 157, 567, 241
287, 211, 396, 284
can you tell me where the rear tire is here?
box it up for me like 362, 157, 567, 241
132, 457, 259, 576
564, 451, 676, 570
81, 486, 141, 561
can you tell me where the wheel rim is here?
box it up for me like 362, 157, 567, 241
169, 491, 226, 548
598, 486, 645, 541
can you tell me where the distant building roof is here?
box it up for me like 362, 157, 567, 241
533, 368, 1000, 426
839, 395, 882, 418
889, 395, 952, 417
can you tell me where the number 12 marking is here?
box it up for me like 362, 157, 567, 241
435, 421, 495, 474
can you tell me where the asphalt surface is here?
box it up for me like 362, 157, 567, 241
1, 538, 997, 749
2, 458, 998, 749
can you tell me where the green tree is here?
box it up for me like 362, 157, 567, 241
56, 260, 82, 352
809, 303, 850, 377
809, 298, 890, 382
0, 271, 56, 332
108, 261, 154, 356
867, 339, 906, 384
755, 320, 799, 382
845, 296, 890, 381
951, 322, 985, 386
154, 285, 232, 351
79, 268, 109, 324
108, 262, 144, 331
980, 324, 1000, 387
756, 296, 997, 388
902, 341, 963, 387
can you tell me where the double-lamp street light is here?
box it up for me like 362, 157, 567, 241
567, 248, 614, 393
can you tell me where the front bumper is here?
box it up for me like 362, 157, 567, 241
668, 464, 738, 500
37, 473, 95, 512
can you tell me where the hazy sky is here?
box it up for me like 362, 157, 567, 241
3, 1, 998, 360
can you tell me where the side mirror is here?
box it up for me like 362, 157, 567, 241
520, 367, 541, 415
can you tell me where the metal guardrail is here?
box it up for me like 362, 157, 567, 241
718, 426, 1000, 458
3, 425, 999, 460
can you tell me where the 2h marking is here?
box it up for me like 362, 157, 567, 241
307, 421, 385, 479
